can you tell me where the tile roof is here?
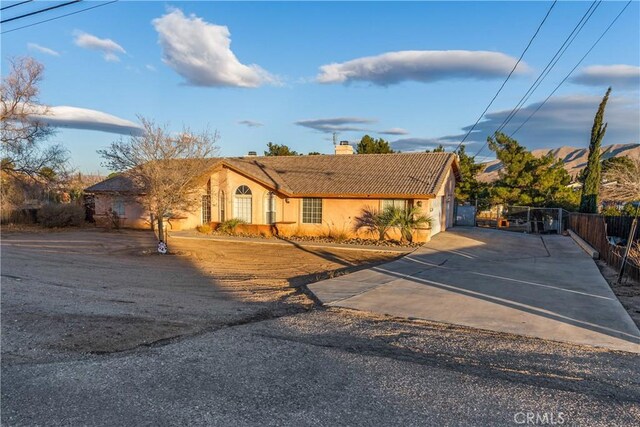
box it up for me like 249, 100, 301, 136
86, 152, 459, 197
84, 173, 143, 193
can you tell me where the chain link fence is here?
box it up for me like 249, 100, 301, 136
455, 200, 568, 234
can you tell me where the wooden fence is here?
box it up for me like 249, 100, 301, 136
568, 213, 640, 282
604, 215, 640, 240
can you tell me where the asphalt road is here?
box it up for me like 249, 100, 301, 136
2, 230, 639, 426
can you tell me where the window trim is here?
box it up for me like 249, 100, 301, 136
301, 197, 323, 224
201, 194, 211, 224
381, 199, 408, 211
264, 191, 276, 224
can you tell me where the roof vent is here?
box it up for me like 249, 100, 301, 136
340, 140, 350, 145
247, 151, 257, 156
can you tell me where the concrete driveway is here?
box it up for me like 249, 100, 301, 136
309, 227, 640, 353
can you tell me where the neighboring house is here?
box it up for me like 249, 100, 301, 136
85, 145, 461, 242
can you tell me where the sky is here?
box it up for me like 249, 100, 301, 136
2, 0, 639, 173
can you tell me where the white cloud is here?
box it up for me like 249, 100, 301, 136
572, 65, 640, 90
152, 8, 277, 88
28, 105, 143, 136
145, 64, 157, 72
428, 94, 639, 152
27, 43, 59, 57
295, 117, 377, 133
379, 127, 409, 136
237, 120, 263, 128
73, 31, 126, 62
317, 50, 530, 86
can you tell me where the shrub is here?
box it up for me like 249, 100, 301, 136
353, 206, 396, 240
389, 206, 432, 243
103, 208, 121, 230
353, 205, 431, 243
196, 224, 212, 234
37, 204, 85, 228
219, 218, 246, 235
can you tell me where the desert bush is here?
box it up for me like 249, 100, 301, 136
37, 203, 85, 228
219, 218, 246, 235
102, 208, 121, 230
324, 220, 350, 242
196, 224, 212, 234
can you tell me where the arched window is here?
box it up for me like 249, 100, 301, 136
233, 185, 252, 223
235, 185, 252, 196
264, 192, 276, 224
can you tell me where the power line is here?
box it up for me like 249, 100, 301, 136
1, 0, 117, 34
471, 1, 601, 160
1, 0, 80, 24
452, 0, 557, 154
494, 1, 601, 136
1, 0, 33, 12
510, 0, 632, 137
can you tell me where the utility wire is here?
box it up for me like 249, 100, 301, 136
472, 0, 601, 160
1, 0, 117, 34
1, 0, 33, 12
452, 0, 557, 154
494, 0, 601, 136
1, 0, 80, 24
510, 0, 632, 137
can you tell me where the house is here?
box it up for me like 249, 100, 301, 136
85, 144, 461, 242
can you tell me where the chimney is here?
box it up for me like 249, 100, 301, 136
335, 141, 354, 155
247, 151, 257, 157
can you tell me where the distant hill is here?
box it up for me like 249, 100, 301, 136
478, 143, 640, 182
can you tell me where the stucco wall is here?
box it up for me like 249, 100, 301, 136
426, 168, 457, 236
93, 194, 149, 229
91, 163, 457, 242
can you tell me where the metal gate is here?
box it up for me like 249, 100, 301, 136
455, 205, 476, 226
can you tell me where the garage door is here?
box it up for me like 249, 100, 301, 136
431, 197, 443, 235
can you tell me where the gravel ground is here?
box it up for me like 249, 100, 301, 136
2, 229, 639, 426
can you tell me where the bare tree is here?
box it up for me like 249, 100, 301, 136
1, 57, 68, 178
601, 156, 640, 203
98, 117, 219, 246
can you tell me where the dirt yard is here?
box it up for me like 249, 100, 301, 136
596, 260, 640, 328
3, 228, 640, 426
169, 235, 402, 304
1, 228, 400, 360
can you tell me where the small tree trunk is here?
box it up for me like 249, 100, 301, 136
157, 215, 165, 243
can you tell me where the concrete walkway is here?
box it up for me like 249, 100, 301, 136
308, 227, 640, 353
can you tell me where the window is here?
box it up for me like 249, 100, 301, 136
219, 191, 226, 222
233, 185, 252, 223
202, 179, 211, 224
382, 199, 408, 210
302, 198, 322, 224
201, 195, 211, 224
112, 198, 125, 217
264, 192, 276, 224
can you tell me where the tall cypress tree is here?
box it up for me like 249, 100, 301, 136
579, 87, 611, 213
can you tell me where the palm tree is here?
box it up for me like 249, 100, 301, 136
353, 206, 396, 240
390, 206, 432, 243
